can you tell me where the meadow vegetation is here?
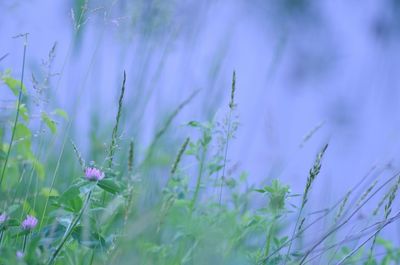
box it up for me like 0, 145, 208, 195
1, 36, 400, 265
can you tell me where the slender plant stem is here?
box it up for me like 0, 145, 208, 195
284, 144, 328, 264
284, 205, 304, 264
102, 71, 126, 205
0, 53, 9, 62
264, 216, 276, 258
0, 231, 4, 247
47, 190, 92, 265
335, 211, 400, 265
263, 167, 390, 263
107, 71, 126, 169
0, 34, 28, 188
41, 1, 111, 230
122, 141, 136, 233
141, 89, 200, 168
218, 71, 236, 205
39, 129, 70, 230
298, 172, 400, 265
22, 234, 27, 252
89, 250, 95, 265
218, 109, 232, 205
190, 147, 207, 211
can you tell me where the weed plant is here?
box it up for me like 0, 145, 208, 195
1, 39, 400, 265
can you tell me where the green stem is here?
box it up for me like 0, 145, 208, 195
218, 109, 233, 205
0, 231, 4, 247
47, 190, 92, 265
89, 249, 95, 265
190, 148, 206, 211
123, 186, 134, 231
366, 223, 384, 265
264, 217, 275, 258
0, 35, 27, 188
22, 234, 27, 252
284, 206, 304, 264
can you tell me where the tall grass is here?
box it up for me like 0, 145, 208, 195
218, 70, 237, 205
1, 38, 400, 265
284, 143, 328, 264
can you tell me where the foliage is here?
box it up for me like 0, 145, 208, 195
1, 47, 400, 265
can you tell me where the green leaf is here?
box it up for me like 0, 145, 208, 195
40, 187, 59, 197
186, 142, 199, 156
14, 123, 31, 141
72, 226, 106, 249
19, 104, 29, 121
1, 160, 19, 189
376, 237, 393, 250
0, 149, 5, 160
59, 186, 83, 213
1, 69, 27, 96
12, 229, 30, 238
11, 123, 44, 179
22, 201, 36, 216
207, 162, 223, 175
7, 204, 21, 214
32, 159, 45, 180
97, 179, 122, 194
54, 108, 69, 120
0, 218, 19, 231
239, 172, 248, 182
14, 123, 32, 157
41, 112, 57, 134
201, 132, 212, 147
187, 121, 201, 127
5, 218, 19, 227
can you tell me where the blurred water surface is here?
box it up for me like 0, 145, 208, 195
1, 0, 400, 221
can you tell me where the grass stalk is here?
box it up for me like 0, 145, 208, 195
171, 137, 190, 175
107, 71, 126, 169
284, 144, 328, 264
22, 234, 27, 252
142, 89, 199, 166
264, 216, 276, 258
102, 71, 126, 205
190, 145, 207, 211
218, 71, 236, 205
128, 140, 134, 174
298, 172, 400, 265
263, 166, 377, 263
335, 211, 400, 265
0, 34, 28, 188
366, 175, 400, 264
0, 231, 4, 247
47, 190, 92, 265
124, 140, 135, 229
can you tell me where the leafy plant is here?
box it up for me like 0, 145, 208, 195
1, 37, 400, 265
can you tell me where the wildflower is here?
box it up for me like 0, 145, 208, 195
16, 251, 24, 259
84, 167, 105, 181
0, 213, 7, 224
21, 215, 38, 230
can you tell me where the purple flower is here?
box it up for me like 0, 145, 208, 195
0, 213, 7, 224
21, 215, 38, 230
84, 167, 105, 181
16, 251, 24, 259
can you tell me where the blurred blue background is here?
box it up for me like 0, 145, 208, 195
1, 0, 400, 215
